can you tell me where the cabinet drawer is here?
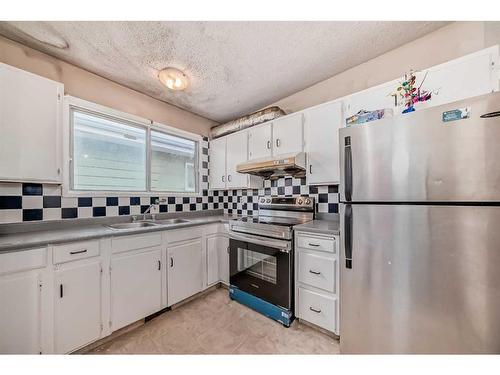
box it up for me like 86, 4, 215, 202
167, 227, 203, 244
296, 233, 336, 253
112, 232, 162, 254
298, 251, 336, 293
298, 287, 337, 333
53, 240, 100, 264
0, 247, 46, 275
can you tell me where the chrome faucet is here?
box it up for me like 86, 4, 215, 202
136, 198, 166, 221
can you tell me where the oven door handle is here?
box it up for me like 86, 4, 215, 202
229, 232, 291, 252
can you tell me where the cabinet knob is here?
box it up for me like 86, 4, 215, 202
276, 139, 281, 147
267, 140, 271, 149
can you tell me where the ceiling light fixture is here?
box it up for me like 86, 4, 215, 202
158, 68, 189, 91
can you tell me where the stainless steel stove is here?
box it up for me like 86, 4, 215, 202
228, 197, 314, 326
229, 196, 314, 240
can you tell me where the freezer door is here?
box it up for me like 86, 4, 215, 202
339, 93, 500, 202
339, 203, 500, 354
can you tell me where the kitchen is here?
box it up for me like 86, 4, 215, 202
1, 3, 500, 372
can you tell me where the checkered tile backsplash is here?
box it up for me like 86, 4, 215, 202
0, 138, 339, 224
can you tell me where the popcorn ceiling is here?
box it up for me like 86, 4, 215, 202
0, 21, 447, 122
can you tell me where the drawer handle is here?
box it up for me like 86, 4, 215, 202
170, 257, 174, 268
309, 269, 321, 275
309, 306, 321, 314
69, 249, 87, 255
158, 260, 161, 271
308, 243, 320, 247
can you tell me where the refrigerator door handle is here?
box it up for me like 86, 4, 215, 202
345, 204, 353, 269
344, 136, 352, 201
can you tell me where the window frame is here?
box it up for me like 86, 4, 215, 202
62, 96, 202, 197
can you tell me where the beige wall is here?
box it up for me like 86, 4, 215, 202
269, 22, 493, 114
0, 36, 217, 136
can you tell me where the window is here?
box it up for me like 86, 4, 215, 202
67, 99, 200, 195
150, 130, 197, 192
72, 110, 147, 191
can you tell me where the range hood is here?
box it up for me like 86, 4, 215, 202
236, 152, 306, 180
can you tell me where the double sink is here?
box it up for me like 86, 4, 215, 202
106, 218, 190, 230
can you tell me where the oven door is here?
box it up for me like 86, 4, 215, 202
229, 232, 292, 310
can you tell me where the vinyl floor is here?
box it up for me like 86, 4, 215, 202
88, 287, 340, 355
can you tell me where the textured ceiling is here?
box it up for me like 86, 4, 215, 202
0, 21, 448, 122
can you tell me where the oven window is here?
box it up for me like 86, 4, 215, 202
237, 247, 277, 284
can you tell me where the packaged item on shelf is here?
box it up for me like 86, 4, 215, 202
346, 108, 393, 126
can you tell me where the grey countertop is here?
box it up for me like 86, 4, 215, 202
0, 211, 233, 254
294, 219, 340, 236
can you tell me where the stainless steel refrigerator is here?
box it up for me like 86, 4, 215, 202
339, 92, 500, 354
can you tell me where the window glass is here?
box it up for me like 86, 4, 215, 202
72, 110, 147, 191
151, 130, 197, 192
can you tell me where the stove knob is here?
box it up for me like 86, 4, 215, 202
297, 198, 303, 205
260, 198, 265, 204
266, 198, 271, 203
305, 198, 311, 205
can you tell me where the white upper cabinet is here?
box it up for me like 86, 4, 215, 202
342, 79, 398, 121
0, 63, 63, 183
272, 112, 304, 155
208, 136, 227, 190
209, 131, 261, 190
412, 45, 499, 110
226, 131, 248, 188
248, 113, 304, 161
343, 46, 499, 123
304, 101, 342, 185
248, 122, 273, 160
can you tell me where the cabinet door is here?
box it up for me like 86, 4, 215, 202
248, 122, 272, 160
305, 101, 342, 185
226, 131, 249, 188
206, 235, 219, 286
168, 238, 203, 306
217, 235, 230, 285
413, 46, 498, 110
209, 137, 226, 189
55, 260, 102, 353
0, 63, 62, 183
343, 79, 398, 122
272, 112, 304, 155
0, 271, 41, 354
110, 248, 162, 331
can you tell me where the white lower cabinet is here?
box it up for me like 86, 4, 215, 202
0, 222, 230, 354
206, 232, 230, 286
217, 235, 230, 285
167, 236, 204, 306
295, 231, 340, 335
110, 247, 162, 331
54, 259, 102, 353
0, 247, 47, 354
297, 287, 337, 333
0, 269, 43, 354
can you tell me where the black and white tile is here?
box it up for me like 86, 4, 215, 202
0, 137, 339, 224
0, 138, 211, 224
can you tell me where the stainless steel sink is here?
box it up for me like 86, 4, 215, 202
154, 218, 190, 225
107, 221, 159, 230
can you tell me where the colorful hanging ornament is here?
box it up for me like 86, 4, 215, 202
394, 70, 433, 114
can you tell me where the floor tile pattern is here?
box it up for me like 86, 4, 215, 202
88, 288, 340, 355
